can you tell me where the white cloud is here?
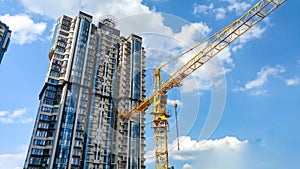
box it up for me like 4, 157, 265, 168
193, 0, 251, 20
223, 0, 251, 14
240, 25, 266, 44
0, 146, 27, 169
190, 2, 270, 95
193, 3, 227, 20
217, 46, 234, 67
0, 117, 14, 124
0, 14, 47, 45
12, 108, 27, 117
19, 0, 264, 97
0, 107, 33, 124
22, 0, 216, 97
20, 117, 35, 124
234, 65, 285, 95
213, 8, 227, 20
193, 3, 214, 15
232, 24, 267, 52
117, 13, 173, 38
146, 136, 248, 165
169, 136, 247, 158
181, 73, 211, 93
285, 77, 300, 86
21, 0, 150, 20
244, 65, 285, 90
170, 136, 248, 169
250, 89, 267, 96
175, 22, 211, 46
182, 163, 192, 169
0, 111, 9, 117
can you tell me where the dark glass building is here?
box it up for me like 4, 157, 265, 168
24, 11, 146, 169
0, 21, 11, 64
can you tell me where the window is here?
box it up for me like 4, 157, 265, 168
74, 140, 80, 147
59, 31, 68, 36
29, 157, 41, 165
62, 20, 70, 26
32, 148, 43, 155
61, 25, 69, 31
58, 36, 67, 43
47, 131, 54, 137
51, 65, 61, 71
53, 59, 62, 65
50, 71, 60, 78
51, 115, 58, 121
41, 106, 52, 113
45, 91, 55, 99
38, 122, 49, 129
73, 149, 81, 156
45, 140, 52, 146
40, 114, 49, 121
49, 123, 56, 129
43, 99, 54, 105
34, 139, 45, 146
53, 108, 59, 113
43, 149, 51, 155
36, 130, 47, 137
48, 78, 58, 84
54, 53, 64, 59
62, 60, 68, 66
71, 158, 79, 165
57, 42, 66, 48
46, 85, 57, 91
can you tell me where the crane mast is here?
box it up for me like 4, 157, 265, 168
119, 0, 286, 168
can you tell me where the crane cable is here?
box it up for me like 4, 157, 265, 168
158, 28, 228, 151
158, 24, 231, 151
174, 102, 180, 150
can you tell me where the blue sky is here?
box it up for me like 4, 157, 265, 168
0, 0, 299, 169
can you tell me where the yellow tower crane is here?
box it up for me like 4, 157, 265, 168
119, 0, 286, 168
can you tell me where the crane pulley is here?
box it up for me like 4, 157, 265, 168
119, 0, 286, 168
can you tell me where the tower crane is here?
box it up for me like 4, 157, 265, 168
119, 0, 286, 168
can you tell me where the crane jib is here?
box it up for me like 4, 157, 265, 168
118, 1, 286, 168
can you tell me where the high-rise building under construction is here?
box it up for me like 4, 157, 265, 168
24, 11, 146, 169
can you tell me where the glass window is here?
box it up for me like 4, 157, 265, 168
52, 65, 61, 71
57, 42, 66, 48
38, 122, 49, 129
48, 78, 58, 84
34, 139, 45, 146
54, 53, 64, 59
59, 31, 68, 36
41, 106, 52, 113
45, 140, 52, 145
55, 47, 65, 53
40, 114, 49, 121
47, 131, 54, 137
46, 85, 57, 91
45, 91, 56, 99
36, 130, 47, 137
53, 108, 59, 113
32, 148, 43, 155
43, 99, 54, 105
29, 157, 41, 165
